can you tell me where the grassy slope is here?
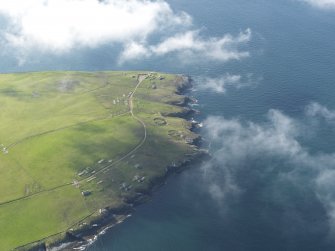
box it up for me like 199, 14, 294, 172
0, 71, 198, 250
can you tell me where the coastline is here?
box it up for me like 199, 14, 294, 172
14, 74, 208, 251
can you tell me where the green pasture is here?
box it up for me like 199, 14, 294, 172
0, 71, 198, 250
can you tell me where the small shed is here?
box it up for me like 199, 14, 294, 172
81, 191, 91, 197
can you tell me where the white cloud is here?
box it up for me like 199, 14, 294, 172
119, 42, 149, 63
151, 29, 251, 61
205, 110, 301, 160
0, 0, 191, 53
201, 74, 242, 93
300, 0, 335, 9
151, 31, 205, 55
196, 73, 260, 93
0, 0, 252, 65
201, 104, 335, 231
201, 110, 302, 205
306, 102, 335, 122
119, 29, 252, 64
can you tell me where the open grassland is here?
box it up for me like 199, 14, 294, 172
0, 71, 199, 250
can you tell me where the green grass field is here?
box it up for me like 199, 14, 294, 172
0, 71, 199, 250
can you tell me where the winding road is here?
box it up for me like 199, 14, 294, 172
0, 74, 148, 206
78, 74, 148, 184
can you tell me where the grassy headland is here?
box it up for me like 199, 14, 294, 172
0, 71, 203, 250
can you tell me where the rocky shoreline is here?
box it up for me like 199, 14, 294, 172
15, 74, 208, 251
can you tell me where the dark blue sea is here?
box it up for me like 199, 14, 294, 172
85, 1, 335, 250
2, 0, 335, 250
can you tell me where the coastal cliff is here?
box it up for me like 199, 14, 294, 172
1, 71, 206, 251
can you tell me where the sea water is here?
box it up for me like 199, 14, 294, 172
1, 0, 334, 250
87, 0, 335, 250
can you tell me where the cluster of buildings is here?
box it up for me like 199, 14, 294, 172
1, 144, 8, 154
